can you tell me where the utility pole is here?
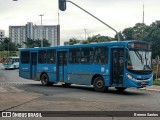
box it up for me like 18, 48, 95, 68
58, 9, 60, 25
39, 14, 44, 47
142, 2, 144, 24
84, 29, 87, 40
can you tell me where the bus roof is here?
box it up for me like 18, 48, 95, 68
20, 40, 149, 51
7, 56, 19, 59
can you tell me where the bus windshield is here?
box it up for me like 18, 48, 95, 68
6, 58, 13, 64
127, 50, 152, 71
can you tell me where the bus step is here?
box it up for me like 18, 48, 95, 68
57, 82, 65, 85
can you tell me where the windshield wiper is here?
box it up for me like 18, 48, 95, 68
144, 51, 151, 70
134, 50, 143, 64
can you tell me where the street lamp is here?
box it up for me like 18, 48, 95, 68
39, 14, 44, 47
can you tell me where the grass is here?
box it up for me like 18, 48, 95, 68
153, 80, 160, 86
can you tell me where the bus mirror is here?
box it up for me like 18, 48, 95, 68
59, 0, 66, 11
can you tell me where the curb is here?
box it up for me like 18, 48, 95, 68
145, 88, 160, 92
140, 86, 160, 92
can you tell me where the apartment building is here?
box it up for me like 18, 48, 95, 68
9, 22, 60, 47
0, 30, 5, 41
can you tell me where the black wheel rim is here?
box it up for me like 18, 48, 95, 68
42, 75, 47, 84
96, 80, 104, 89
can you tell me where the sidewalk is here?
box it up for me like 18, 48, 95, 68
144, 85, 160, 92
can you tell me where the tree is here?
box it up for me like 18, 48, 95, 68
122, 27, 134, 40
144, 21, 160, 58
23, 38, 51, 48
115, 32, 124, 41
68, 38, 81, 45
87, 34, 114, 43
43, 39, 51, 47
122, 23, 149, 41
67, 20, 160, 58
23, 38, 35, 48
132, 23, 149, 40
0, 37, 17, 51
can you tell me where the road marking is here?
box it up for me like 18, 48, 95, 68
0, 86, 8, 92
0, 86, 24, 93
0, 82, 39, 86
9, 86, 24, 92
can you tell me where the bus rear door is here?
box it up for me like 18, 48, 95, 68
56, 50, 68, 82
111, 48, 124, 86
31, 52, 37, 80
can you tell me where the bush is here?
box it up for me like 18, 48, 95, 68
153, 80, 160, 86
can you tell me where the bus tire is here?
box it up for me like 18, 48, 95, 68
115, 87, 126, 92
93, 77, 106, 92
40, 73, 53, 86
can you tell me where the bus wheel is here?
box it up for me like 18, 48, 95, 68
93, 77, 106, 92
40, 74, 53, 86
115, 87, 126, 92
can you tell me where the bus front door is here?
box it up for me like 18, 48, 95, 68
57, 51, 68, 82
31, 52, 37, 80
111, 48, 124, 86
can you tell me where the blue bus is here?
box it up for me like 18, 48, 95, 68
19, 40, 153, 92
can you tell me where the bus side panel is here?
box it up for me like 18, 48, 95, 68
37, 64, 56, 82
68, 64, 110, 85
67, 64, 93, 85
19, 64, 31, 79
46, 64, 57, 83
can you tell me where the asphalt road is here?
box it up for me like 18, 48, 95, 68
0, 69, 160, 120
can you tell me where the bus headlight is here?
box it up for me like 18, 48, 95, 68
126, 73, 137, 81
126, 73, 132, 79
126, 73, 152, 82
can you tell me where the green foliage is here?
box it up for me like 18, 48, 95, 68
122, 23, 150, 40
68, 38, 81, 45
0, 37, 18, 51
68, 35, 114, 45
23, 38, 51, 48
153, 80, 160, 86
144, 21, 160, 58
87, 34, 114, 43
68, 20, 160, 58
115, 32, 124, 41
120, 21, 160, 58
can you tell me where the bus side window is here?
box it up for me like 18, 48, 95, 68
38, 50, 47, 64
21, 51, 30, 64
12, 59, 14, 64
69, 48, 80, 64
47, 50, 55, 64
94, 47, 108, 64
81, 48, 94, 64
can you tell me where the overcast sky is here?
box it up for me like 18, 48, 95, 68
0, 0, 160, 44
